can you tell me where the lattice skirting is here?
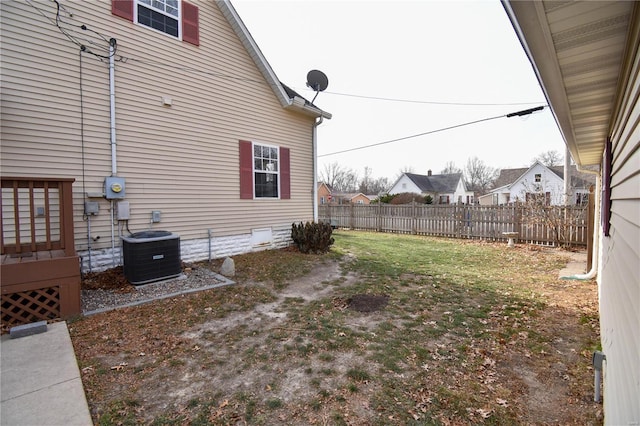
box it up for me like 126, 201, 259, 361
1, 286, 61, 328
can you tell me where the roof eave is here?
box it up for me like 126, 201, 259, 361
218, 1, 331, 120
501, 1, 585, 165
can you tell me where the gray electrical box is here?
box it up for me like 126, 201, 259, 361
84, 201, 99, 215
104, 177, 126, 199
151, 210, 161, 223
117, 201, 130, 220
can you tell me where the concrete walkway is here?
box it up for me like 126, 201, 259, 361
1, 321, 92, 426
558, 250, 590, 279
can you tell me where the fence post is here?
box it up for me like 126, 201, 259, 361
514, 205, 522, 241
377, 200, 382, 232
412, 201, 417, 234
349, 203, 354, 230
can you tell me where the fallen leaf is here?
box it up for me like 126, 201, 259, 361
476, 408, 492, 418
496, 398, 509, 407
110, 362, 128, 371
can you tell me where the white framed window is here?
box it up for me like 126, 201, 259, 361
253, 143, 280, 198
534, 173, 542, 182
136, 0, 181, 39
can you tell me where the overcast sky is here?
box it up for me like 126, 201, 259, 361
232, 0, 567, 182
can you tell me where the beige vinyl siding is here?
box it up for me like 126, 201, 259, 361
599, 15, 640, 424
1, 1, 317, 256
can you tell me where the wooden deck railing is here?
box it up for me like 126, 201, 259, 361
1, 177, 81, 329
1, 177, 76, 255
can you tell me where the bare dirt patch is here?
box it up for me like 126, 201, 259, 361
347, 294, 389, 313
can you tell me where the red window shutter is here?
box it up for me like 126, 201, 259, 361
182, 1, 199, 46
239, 140, 253, 199
112, 0, 133, 21
602, 137, 612, 236
280, 147, 290, 199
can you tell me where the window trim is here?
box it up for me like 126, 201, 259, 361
253, 141, 281, 199
134, 0, 182, 41
112, 0, 199, 46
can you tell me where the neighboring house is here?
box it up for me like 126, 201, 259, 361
317, 182, 332, 205
388, 170, 474, 204
317, 183, 375, 205
0, 0, 330, 272
331, 192, 374, 205
503, 2, 639, 424
479, 161, 595, 206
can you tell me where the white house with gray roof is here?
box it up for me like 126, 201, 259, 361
479, 161, 595, 206
388, 171, 474, 204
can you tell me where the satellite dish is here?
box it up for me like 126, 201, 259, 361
306, 69, 328, 104
306, 70, 329, 92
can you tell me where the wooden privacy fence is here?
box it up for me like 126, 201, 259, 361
319, 204, 589, 247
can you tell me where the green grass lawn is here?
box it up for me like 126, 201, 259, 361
71, 231, 601, 425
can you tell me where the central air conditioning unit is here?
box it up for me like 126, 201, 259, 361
122, 230, 181, 285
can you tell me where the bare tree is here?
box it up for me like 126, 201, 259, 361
356, 167, 390, 194
358, 167, 373, 194
533, 150, 563, 167
517, 180, 588, 248
319, 162, 358, 192
441, 161, 462, 174
393, 165, 415, 182
464, 156, 497, 195
369, 176, 390, 194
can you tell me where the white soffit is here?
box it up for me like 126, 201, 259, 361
504, 1, 634, 166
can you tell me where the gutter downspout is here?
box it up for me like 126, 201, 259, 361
562, 164, 600, 280
563, 146, 571, 206
312, 116, 324, 222
109, 38, 118, 266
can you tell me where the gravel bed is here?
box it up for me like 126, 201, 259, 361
82, 268, 234, 315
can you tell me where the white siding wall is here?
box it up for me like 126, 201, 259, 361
452, 179, 473, 204
599, 24, 640, 425
388, 175, 421, 195
1, 1, 317, 270
509, 163, 565, 205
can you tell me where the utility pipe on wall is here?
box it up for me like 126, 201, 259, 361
208, 229, 212, 262
109, 39, 118, 265
109, 38, 118, 176
312, 116, 324, 222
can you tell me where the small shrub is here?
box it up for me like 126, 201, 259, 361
291, 221, 334, 254
389, 192, 425, 204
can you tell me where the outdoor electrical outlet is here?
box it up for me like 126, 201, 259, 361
152, 210, 161, 223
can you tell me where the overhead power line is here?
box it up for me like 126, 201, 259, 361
310, 89, 544, 107
318, 106, 547, 158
